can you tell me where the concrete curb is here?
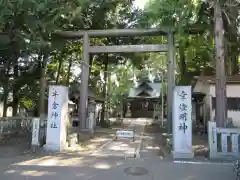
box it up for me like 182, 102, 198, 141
134, 133, 143, 158
173, 160, 234, 166
135, 119, 148, 158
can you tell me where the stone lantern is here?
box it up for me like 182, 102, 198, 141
68, 100, 75, 113
66, 100, 75, 135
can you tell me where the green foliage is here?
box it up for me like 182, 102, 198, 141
143, 0, 201, 31
138, 0, 216, 84
0, 0, 147, 115
20, 97, 35, 109
0, 0, 238, 117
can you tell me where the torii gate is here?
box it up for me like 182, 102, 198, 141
54, 29, 176, 133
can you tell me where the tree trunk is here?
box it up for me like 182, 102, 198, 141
12, 55, 19, 116
105, 71, 111, 121
214, 0, 227, 127
100, 57, 108, 124
223, 4, 238, 76
225, 33, 238, 76
66, 55, 73, 86
179, 43, 187, 84
39, 54, 48, 122
3, 64, 9, 117
230, 6, 239, 75
89, 54, 93, 78
56, 58, 63, 84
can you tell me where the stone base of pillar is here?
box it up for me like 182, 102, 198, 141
43, 143, 67, 152
172, 151, 194, 159
67, 133, 78, 148
31, 145, 40, 152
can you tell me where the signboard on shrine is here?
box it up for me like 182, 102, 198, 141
172, 86, 194, 159
44, 85, 68, 152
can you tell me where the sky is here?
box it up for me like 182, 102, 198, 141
133, 0, 149, 9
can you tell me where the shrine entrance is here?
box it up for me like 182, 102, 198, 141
54, 29, 176, 133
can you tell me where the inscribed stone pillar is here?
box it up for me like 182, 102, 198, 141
31, 117, 40, 147
44, 85, 69, 152
172, 86, 194, 159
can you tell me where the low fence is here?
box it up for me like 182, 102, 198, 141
0, 117, 47, 146
0, 117, 33, 134
208, 121, 240, 160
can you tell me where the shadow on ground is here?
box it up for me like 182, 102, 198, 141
140, 123, 170, 159
0, 124, 236, 180
0, 153, 236, 180
141, 122, 209, 160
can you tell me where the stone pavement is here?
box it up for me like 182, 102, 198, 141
0, 154, 236, 180
91, 118, 147, 158
89, 158, 235, 180
0, 118, 236, 180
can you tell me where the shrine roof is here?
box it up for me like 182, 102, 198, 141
128, 82, 162, 98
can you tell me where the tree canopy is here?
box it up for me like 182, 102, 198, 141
0, 0, 238, 123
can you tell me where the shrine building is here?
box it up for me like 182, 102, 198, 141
126, 78, 164, 118
193, 74, 240, 128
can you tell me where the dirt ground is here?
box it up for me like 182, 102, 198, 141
142, 122, 209, 159
0, 133, 32, 158
0, 121, 209, 163
192, 133, 209, 158
140, 123, 170, 159
0, 127, 119, 159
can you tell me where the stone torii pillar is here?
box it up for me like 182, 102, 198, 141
167, 32, 175, 134
79, 32, 90, 129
